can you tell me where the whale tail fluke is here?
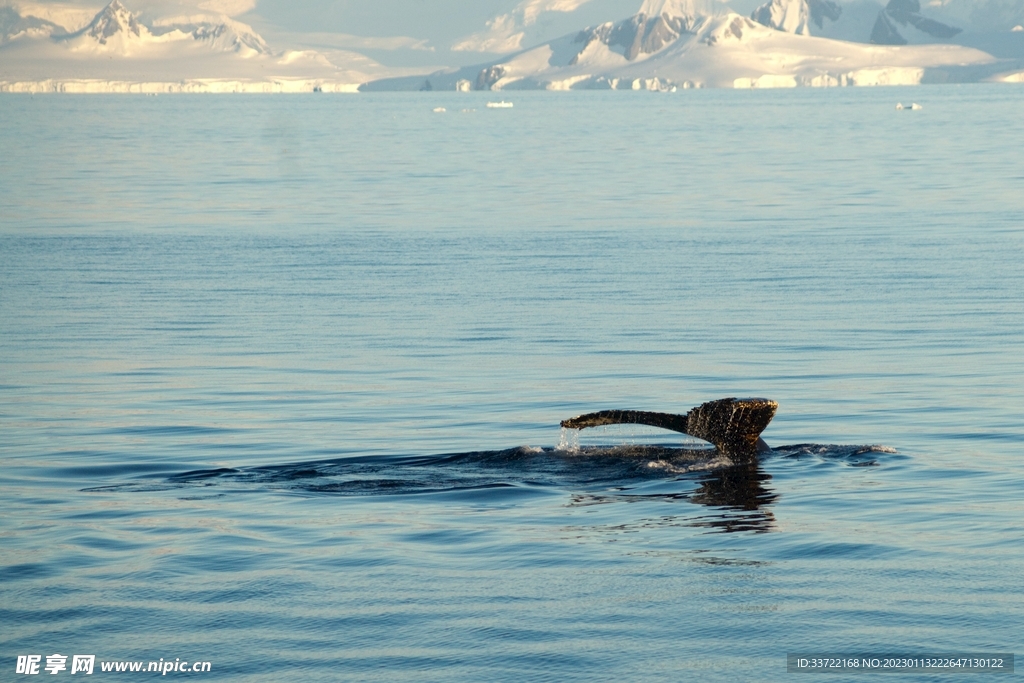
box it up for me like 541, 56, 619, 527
560, 397, 777, 459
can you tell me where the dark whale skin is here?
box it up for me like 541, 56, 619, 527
561, 397, 778, 460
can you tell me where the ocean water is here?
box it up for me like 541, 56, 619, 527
1, 87, 1023, 681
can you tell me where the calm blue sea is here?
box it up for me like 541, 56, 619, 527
2, 87, 1023, 681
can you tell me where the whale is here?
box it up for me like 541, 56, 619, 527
560, 397, 778, 459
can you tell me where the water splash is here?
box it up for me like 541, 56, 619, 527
557, 427, 580, 453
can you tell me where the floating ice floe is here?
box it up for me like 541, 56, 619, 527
895, 102, 923, 109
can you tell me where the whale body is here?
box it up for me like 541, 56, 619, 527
560, 397, 778, 459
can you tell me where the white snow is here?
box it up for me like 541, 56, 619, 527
639, 0, 717, 19
0, 78, 362, 92
411, 6, 1006, 90
750, 0, 811, 35
3, 0, 1021, 92
452, 0, 592, 52
0, 0, 392, 91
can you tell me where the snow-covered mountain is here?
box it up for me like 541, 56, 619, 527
746, 0, 967, 45
4, 0, 1022, 91
0, 0, 397, 91
567, 0, 715, 63
76, 0, 144, 47
749, 0, 843, 35
869, 0, 962, 44
49, 0, 271, 56
365, 0, 1019, 90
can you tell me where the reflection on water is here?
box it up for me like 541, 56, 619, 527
86, 444, 896, 536
690, 463, 777, 533
565, 460, 779, 533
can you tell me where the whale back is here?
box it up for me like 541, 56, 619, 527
560, 397, 777, 459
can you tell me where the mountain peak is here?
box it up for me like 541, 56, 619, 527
750, 0, 842, 35
184, 20, 272, 56
569, 0, 716, 63
639, 0, 712, 20
751, 0, 809, 34
870, 0, 961, 44
84, 0, 144, 44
